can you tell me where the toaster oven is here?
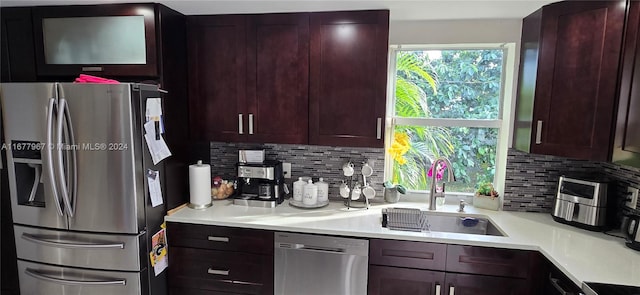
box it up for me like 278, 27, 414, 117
551, 176, 609, 231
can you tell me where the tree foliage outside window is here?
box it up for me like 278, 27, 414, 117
390, 49, 504, 193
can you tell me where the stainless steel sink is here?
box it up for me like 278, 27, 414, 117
382, 208, 505, 236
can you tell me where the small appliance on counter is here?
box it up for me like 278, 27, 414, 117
233, 160, 285, 208
551, 175, 610, 231
622, 214, 640, 251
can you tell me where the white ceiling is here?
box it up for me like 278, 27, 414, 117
0, 0, 556, 21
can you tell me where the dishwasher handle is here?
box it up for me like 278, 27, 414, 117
277, 243, 346, 253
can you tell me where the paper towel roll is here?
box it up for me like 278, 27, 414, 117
189, 160, 212, 209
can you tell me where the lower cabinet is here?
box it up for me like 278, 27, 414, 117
368, 239, 539, 295
167, 222, 274, 295
369, 265, 445, 294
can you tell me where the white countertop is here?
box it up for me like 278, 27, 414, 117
165, 199, 640, 287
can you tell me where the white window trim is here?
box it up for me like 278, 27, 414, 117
384, 43, 518, 198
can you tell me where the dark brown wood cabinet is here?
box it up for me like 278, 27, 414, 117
187, 15, 247, 142
0, 7, 37, 82
514, 1, 627, 161
167, 223, 274, 295
368, 239, 540, 295
613, 0, 640, 168
368, 265, 445, 295
187, 10, 389, 147
246, 14, 309, 144
309, 10, 389, 148
188, 13, 309, 144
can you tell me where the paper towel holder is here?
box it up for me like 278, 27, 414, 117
188, 160, 213, 210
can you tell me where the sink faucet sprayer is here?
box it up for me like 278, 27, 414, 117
429, 157, 456, 210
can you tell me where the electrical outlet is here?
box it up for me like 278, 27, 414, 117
626, 187, 639, 209
282, 162, 291, 179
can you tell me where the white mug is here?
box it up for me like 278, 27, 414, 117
351, 185, 362, 200
361, 162, 373, 177
363, 185, 376, 199
339, 182, 351, 198
342, 162, 355, 176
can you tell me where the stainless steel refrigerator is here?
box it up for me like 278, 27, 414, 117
1, 83, 168, 295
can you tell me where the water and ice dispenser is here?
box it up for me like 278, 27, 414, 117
10, 141, 45, 207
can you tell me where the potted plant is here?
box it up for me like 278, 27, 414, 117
473, 182, 500, 210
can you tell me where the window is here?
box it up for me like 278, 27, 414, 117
385, 45, 514, 195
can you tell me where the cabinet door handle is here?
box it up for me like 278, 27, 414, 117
207, 268, 230, 276
449, 286, 455, 295
377, 118, 382, 139
248, 114, 254, 135
535, 120, 543, 144
81, 66, 103, 72
207, 236, 230, 242
549, 274, 570, 295
238, 114, 244, 134
435, 284, 441, 295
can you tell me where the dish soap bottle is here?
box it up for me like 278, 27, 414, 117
303, 179, 318, 206
316, 178, 329, 203
293, 177, 305, 202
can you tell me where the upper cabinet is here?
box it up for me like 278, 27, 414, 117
613, 0, 640, 167
309, 10, 389, 148
188, 10, 389, 147
514, 1, 626, 161
188, 13, 309, 144
1, 7, 37, 82
32, 4, 160, 78
187, 15, 248, 142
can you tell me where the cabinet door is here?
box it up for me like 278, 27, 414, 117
246, 13, 309, 144
445, 273, 529, 295
613, 0, 640, 167
309, 10, 389, 148
368, 265, 445, 295
32, 3, 158, 77
0, 7, 37, 82
187, 15, 247, 142
531, 1, 625, 161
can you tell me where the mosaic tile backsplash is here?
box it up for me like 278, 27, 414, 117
504, 148, 640, 214
209, 142, 386, 202
207, 142, 640, 212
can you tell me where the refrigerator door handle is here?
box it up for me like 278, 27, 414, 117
63, 96, 78, 215
55, 98, 76, 217
46, 97, 64, 216
21, 233, 125, 249
25, 268, 126, 286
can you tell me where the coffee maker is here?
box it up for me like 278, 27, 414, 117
233, 160, 285, 208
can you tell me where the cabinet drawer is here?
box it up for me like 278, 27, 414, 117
370, 239, 446, 271
446, 245, 533, 278
168, 247, 273, 295
445, 273, 529, 295
167, 222, 273, 255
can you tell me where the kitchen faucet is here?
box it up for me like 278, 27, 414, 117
429, 157, 456, 210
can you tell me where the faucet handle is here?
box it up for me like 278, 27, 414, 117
458, 200, 466, 212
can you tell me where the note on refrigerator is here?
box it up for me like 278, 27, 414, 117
149, 228, 168, 276
147, 169, 163, 208
144, 121, 171, 165
145, 98, 164, 134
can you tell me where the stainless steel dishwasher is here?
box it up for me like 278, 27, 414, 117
275, 232, 369, 295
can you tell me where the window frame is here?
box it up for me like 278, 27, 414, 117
384, 43, 517, 197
